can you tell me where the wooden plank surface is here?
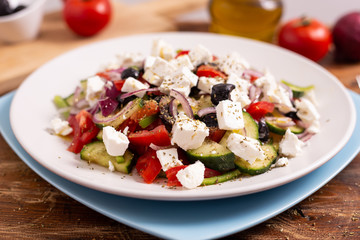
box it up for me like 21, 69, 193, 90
0, 0, 208, 95
1, 19, 360, 240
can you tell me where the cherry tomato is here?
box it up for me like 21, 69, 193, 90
135, 149, 162, 184
67, 110, 100, 153
278, 17, 332, 62
196, 65, 227, 79
246, 101, 275, 121
63, 0, 111, 37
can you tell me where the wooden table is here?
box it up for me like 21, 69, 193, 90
1, 7, 360, 240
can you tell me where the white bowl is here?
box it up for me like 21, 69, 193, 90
0, 0, 46, 43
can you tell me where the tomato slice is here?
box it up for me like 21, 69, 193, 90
130, 100, 159, 122
165, 165, 187, 186
113, 79, 126, 91
135, 149, 162, 184
128, 125, 171, 146
204, 168, 222, 178
246, 101, 275, 121
68, 110, 100, 153
208, 128, 226, 143
175, 50, 190, 58
196, 65, 227, 79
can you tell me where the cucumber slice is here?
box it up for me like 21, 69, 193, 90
186, 139, 235, 172
219, 111, 259, 146
234, 144, 277, 175
139, 114, 158, 128
201, 169, 241, 186
80, 141, 134, 174
53, 95, 69, 108
281, 80, 314, 98
266, 119, 304, 135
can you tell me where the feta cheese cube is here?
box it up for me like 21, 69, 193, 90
226, 74, 251, 106
171, 113, 209, 150
197, 76, 225, 94
121, 77, 149, 97
151, 39, 176, 61
108, 161, 115, 172
170, 54, 194, 71
218, 52, 250, 77
216, 100, 244, 130
116, 52, 145, 68
307, 119, 320, 134
156, 148, 183, 171
86, 75, 105, 107
226, 133, 265, 164
51, 118, 73, 136
151, 57, 176, 79
175, 67, 199, 87
188, 44, 212, 67
159, 73, 192, 97
102, 126, 129, 156
254, 71, 294, 113
142, 69, 162, 86
275, 157, 289, 167
144, 56, 157, 70
176, 161, 205, 189
279, 129, 304, 157
294, 98, 320, 125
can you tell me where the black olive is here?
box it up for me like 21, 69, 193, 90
0, 0, 12, 16
117, 95, 136, 107
211, 83, 236, 105
158, 96, 175, 131
12, 5, 26, 13
121, 67, 140, 79
258, 119, 270, 142
201, 113, 218, 127
285, 111, 300, 120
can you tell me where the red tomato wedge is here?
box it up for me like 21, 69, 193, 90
135, 149, 162, 184
208, 128, 226, 143
128, 125, 171, 146
113, 79, 126, 91
204, 168, 222, 178
166, 166, 221, 187
165, 165, 187, 186
68, 110, 99, 153
246, 101, 275, 121
130, 100, 159, 122
196, 65, 227, 79
175, 50, 190, 58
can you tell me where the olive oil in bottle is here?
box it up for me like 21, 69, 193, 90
209, 0, 283, 42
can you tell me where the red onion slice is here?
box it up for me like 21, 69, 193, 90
119, 87, 159, 100
149, 143, 171, 150
243, 69, 264, 80
280, 83, 293, 101
197, 107, 216, 118
169, 99, 178, 118
169, 89, 194, 119
249, 85, 262, 102
73, 86, 82, 105
99, 97, 119, 117
298, 131, 314, 142
93, 99, 134, 124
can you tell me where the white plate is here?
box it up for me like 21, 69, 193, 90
10, 32, 356, 201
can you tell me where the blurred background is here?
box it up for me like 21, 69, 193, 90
45, 0, 359, 25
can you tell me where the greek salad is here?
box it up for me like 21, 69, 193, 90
51, 39, 320, 189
